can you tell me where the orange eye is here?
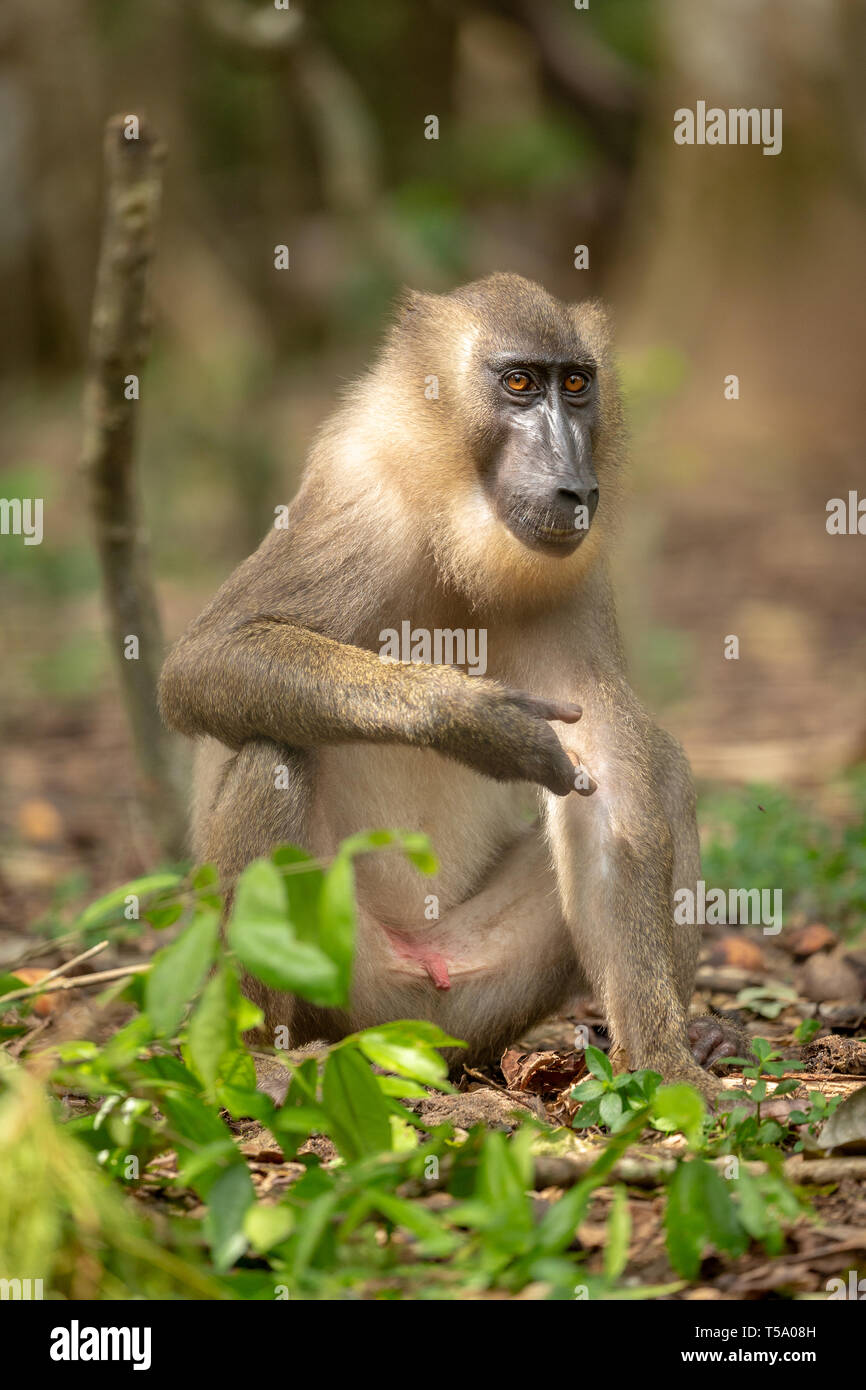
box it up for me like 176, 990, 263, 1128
563, 372, 590, 395
504, 371, 533, 392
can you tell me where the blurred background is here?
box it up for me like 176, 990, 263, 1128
1, 0, 865, 940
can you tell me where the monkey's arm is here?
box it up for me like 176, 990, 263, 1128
159, 615, 581, 795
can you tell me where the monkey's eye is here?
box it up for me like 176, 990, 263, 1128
563, 372, 592, 396
502, 370, 537, 394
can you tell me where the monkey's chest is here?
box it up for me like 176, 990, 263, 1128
309, 744, 532, 927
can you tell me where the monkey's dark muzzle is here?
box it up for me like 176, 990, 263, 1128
506, 487, 598, 556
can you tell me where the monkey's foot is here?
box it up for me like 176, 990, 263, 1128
383, 927, 452, 990
688, 1014, 747, 1071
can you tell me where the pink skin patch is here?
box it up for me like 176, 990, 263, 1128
383, 928, 452, 990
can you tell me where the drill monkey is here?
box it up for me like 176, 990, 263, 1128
160, 274, 739, 1095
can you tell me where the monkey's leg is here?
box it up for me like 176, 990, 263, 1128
545, 732, 721, 1099
196, 738, 316, 1044
653, 729, 748, 1072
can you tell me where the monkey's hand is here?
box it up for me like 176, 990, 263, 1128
432, 681, 586, 796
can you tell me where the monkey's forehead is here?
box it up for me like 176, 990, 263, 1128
444, 275, 603, 362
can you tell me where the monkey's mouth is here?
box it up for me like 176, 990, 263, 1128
505, 510, 590, 557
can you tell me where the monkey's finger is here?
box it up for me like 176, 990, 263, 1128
565, 749, 598, 796
534, 733, 584, 797
546, 700, 583, 724
506, 691, 582, 723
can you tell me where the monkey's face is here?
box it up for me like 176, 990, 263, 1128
379, 275, 621, 607
480, 357, 600, 557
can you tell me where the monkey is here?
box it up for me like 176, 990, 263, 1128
159, 273, 742, 1099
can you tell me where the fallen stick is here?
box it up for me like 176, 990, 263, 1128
0, 963, 150, 1006
23, 939, 110, 990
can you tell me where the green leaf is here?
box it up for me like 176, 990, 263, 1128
229, 860, 340, 1006
218, 1086, 275, 1123
192, 862, 223, 911
573, 1100, 601, 1129
584, 1045, 613, 1082
355, 1019, 462, 1049
204, 1163, 255, 1271
244, 1202, 295, 1253
477, 1130, 529, 1212
272, 845, 324, 944
603, 1186, 631, 1281
145, 903, 184, 930
321, 1045, 392, 1159
793, 1017, 821, 1045
599, 1091, 623, 1128
651, 1083, 706, 1148
217, 1044, 257, 1092
697, 1162, 748, 1259
355, 1028, 449, 1087
375, 1075, 429, 1098
0, 974, 28, 1013
665, 1157, 747, 1278
145, 908, 220, 1036
187, 969, 233, 1095
664, 1160, 705, 1279
336, 828, 437, 876
287, 1189, 341, 1280
76, 873, 184, 932
318, 851, 357, 998
367, 1190, 457, 1256
160, 1090, 231, 1151
272, 1103, 332, 1138
571, 1078, 605, 1101
96, 1013, 155, 1071
236, 993, 264, 1033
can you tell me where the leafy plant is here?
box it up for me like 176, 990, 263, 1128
664, 1155, 803, 1280
0, 838, 817, 1300
787, 1089, 841, 1150
711, 1037, 807, 1153
570, 1046, 661, 1131
793, 1016, 822, 1046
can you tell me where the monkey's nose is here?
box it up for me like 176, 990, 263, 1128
558, 483, 599, 521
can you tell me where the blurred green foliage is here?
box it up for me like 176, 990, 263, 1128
700, 773, 866, 936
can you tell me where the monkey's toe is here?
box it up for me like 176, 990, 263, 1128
688, 1016, 744, 1071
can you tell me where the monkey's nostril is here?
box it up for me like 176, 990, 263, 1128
557, 484, 598, 513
